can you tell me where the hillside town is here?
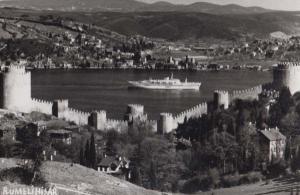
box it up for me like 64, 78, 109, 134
1, 14, 300, 72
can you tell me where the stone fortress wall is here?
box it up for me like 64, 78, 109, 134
231, 85, 263, 102
0, 66, 130, 131
1, 62, 300, 134
213, 85, 263, 109
157, 103, 208, 134
31, 98, 53, 115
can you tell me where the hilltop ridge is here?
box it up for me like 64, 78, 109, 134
0, 0, 272, 14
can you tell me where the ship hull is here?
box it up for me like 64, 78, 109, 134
128, 81, 201, 90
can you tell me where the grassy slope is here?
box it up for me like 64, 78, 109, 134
40, 161, 163, 195
196, 176, 300, 195
1, 158, 300, 195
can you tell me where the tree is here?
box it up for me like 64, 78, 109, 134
149, 160, 158, 190
130, 166, 142, 185
79, 146, 85, 166
84, 140, 90, 167
291, 148, 300, 172
256, 110, 267, 130
285, 137, 291, 162
89, 133, 96, 169
278, 87, 293, 115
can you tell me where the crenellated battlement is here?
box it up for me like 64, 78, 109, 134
31, 98, 53, 115
174, 103, 207, 122
160, 113, 173, 117
107, 119, 128, 124
1, 66, 31, 78
32, 98, 53, 105
277, 61, 300, 67
275, 62, 300, 71
94, 110, 106, 115
214, 90, 229, 95
232, 85, 262, 95
68, 108, 89, 117
230, 85, 262, 101
157, 103, 208, 134
5, 65, 27, 72
128, 104, 144, 109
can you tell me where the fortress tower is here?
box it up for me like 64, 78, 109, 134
213, 90, 229, 109
273, 62, 300, 95
0, 66, 32, 113
88, 110, 107, 130
52, 99, 69, 118
124, 104, 146, 123
157, 113, 174, 134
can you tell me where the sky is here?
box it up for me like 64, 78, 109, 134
137, 0, 300, 11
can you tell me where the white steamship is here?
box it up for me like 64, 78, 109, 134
128, 74, 201, 90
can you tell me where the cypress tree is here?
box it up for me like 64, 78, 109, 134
85, 140, 90, 167
90, 133, 96, 169
79, 146, 85, 166
149, 161, 158, 190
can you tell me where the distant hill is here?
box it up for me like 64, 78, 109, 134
139, 2, 270, 14
0, 0, 147, 11
0, 0, 272, 14
1, 7, 300, 42
59, 11, 300, 41
1, 8, 300, 42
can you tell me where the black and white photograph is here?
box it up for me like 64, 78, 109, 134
0, 0, 300, 194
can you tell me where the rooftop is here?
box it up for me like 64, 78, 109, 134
47, 129, 72, 135
260, 128, 286, 141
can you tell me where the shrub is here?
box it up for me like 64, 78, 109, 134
208, 168, 220, 188
240, 172, 263, 184
268, 159, 287, 178
181, 174, 214, 193
0, 167, 33, 185
221, 173, 240, 187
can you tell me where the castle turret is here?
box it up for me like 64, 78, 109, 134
157, 113, 174, 134
52, 99, 69, 118
273, 62, 300, 95
0, 66, 31, 112
213, 90, 229, 109
88, 110, 107, 130
124, 104, 146, 123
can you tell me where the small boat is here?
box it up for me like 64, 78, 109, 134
128, 73, 201, 90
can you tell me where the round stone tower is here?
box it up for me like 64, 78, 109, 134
213, 90, 229, 109
273, 62, 300, 95
158, 113, 174, 134
0, 66, 32, 112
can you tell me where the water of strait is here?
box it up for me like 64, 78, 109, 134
31, 70, 272, 120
